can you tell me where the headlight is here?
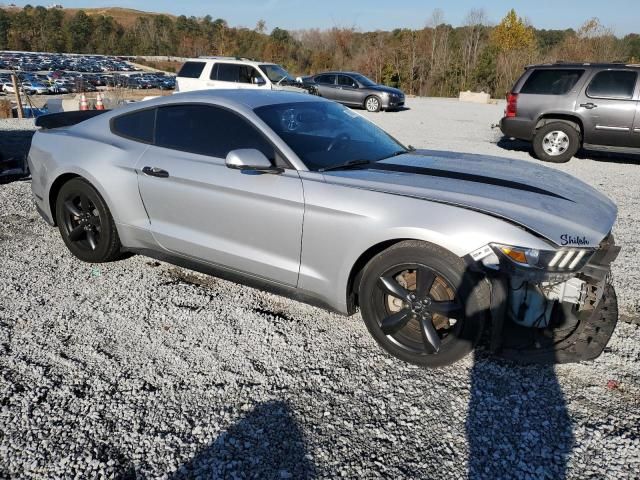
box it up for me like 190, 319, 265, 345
491, 244, 593, 272
470, 244, 594, 273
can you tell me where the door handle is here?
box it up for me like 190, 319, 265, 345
142, 166, 169, 178
580, 102, 597, 109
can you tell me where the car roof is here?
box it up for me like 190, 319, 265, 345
316, 71, 363, 76
526, 62, 640, 70
119, 89, 327, 111
189, 57, 275, 67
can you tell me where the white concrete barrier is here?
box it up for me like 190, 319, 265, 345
458, 91, 491, 104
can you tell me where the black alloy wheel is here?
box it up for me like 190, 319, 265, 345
359, 240, 489, 367
55, 178, 123, 263
378, 265, 463, 354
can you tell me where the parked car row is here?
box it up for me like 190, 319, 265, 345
0, 51, 138, 73
0, 70, 176, 95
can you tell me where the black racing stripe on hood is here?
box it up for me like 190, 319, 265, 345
370, 162, 573, 202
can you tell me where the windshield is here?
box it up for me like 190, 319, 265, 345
352, 73, 377, 87
259, 64, 292, 83
254, 101, 405, 171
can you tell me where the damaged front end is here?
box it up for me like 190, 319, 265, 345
469, 234, 621, 363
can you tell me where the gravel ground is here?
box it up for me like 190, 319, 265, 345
1, 98, 639, 479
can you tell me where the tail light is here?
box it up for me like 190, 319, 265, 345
505, 92, 518, 118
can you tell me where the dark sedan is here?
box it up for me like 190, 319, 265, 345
300, 71, 405, 112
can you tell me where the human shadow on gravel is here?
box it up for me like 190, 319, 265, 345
497, 136, 640, 165
171, 400, 316, 479
466, 355, 574, 479
460, 267, 575, 479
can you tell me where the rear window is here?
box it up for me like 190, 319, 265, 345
586, 70, 637, 99
316, 74, 336, 85
177, 61, 206, 79
520, 69, 584, 95
111, 108, 155, 143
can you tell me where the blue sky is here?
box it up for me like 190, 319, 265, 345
15, 1, 639, 35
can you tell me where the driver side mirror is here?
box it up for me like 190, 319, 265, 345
253, 76, 266, 86
226, 149, 283, 174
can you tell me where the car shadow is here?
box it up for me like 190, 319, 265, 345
170, 400, 316, 479
0, 128, 34, 184
497, 136, 640, 165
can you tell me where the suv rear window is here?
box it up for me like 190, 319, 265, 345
111, 108, 155, 143
520, 69, 584, 95
177, 61, 206, 79
586, 70, 637, 99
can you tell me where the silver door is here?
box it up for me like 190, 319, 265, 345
137, 148, 304, 286
577, 69, 638, 147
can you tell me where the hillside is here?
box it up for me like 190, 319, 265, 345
64, 7, 176, 27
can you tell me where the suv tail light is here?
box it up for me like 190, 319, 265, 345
505, 92, 518, 118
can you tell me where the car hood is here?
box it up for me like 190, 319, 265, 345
368, 85, 404, 96
322, 150, 616, 248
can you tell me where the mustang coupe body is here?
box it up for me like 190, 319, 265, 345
28, 90, 620, 367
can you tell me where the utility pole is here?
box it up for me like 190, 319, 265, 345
11, 74, 24, 119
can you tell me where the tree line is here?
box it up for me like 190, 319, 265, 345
1, 6, 639, 97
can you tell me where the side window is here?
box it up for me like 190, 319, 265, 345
155, 104, 275, 160
111, 108, 155, 143
338, 75, 357, 88
239, 65, 261, 84
177, 61, 206, 79
213, 63, 240, 82
587, 70, 637, 99
316, 74, 336, 85
520, 69, 584, 95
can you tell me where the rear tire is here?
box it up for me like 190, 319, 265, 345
358, 240, 489, 367
55, 178, 123, 263
533, 122, 580, 163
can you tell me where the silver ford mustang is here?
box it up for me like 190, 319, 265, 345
28, 90, 620, 367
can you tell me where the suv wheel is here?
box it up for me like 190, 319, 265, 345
358, 240, 489, 367
533, 122, 580, 163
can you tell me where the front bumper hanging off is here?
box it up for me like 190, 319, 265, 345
489, 235, 621, 364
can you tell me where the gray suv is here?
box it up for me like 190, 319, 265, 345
500, 63, 640, 162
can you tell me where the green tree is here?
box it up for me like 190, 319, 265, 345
65, 11, 94, 53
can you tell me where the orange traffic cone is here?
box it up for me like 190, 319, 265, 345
79, 93, 88, 111
95, 92, 104, 110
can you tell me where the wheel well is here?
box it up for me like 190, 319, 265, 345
346, 239, 410, 314
48, 173, 80, 226
535, 115, 584, 138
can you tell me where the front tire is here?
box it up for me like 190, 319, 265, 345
364, 95, 381, 112
358, 241, 489, 367
533, 122, 580, 163
55, 178, 123, 263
